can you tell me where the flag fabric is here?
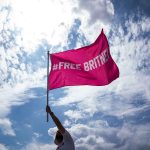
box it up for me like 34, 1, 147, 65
48, 29, 119, 90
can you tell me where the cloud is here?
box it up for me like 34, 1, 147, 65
77, 0, 114, 24
0, 118, 15, 136
64, 110, 86, 121
67, 122, 150, 150
0, 83, 36, 135
0, 83, 37, 116
0, 0, 114, 51
32, 132, 42, 139
21, 142, 54, 150
0, 144, 8, 150
48, 127, 57, 138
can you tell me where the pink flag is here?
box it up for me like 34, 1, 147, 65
48, 29, 119, 90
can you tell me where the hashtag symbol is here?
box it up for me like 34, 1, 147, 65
52, 64, 58, 70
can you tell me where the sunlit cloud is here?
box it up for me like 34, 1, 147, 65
1, 0, 114, 51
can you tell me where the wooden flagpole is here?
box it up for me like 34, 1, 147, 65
47, 50, 50, 122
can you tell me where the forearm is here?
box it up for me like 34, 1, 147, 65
49, 112, 61, 127
49, 112, 65, 133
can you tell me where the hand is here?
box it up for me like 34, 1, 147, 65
46, 105, 52, 113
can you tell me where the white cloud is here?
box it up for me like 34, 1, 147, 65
48, 127, 57, 138
116, 123, 150, 150
33, 132, 42, 139
77, 0, 114, 24
66, 122, 150, 150
21, 142, 54, 150
0, 0, 114, 52
0, 118, 15, 136
25, 124, 32, 128
72, 0, 114, 44
0, 83, 37, 136
0, 144, 8, 150
0, 83, 37, 117
64, 110, 86, 121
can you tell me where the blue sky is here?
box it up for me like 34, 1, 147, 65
0, 0, 150, 150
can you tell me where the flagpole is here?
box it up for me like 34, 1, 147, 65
47, 50, 50, 122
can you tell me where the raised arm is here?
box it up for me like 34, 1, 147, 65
46, 105, 65, 134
